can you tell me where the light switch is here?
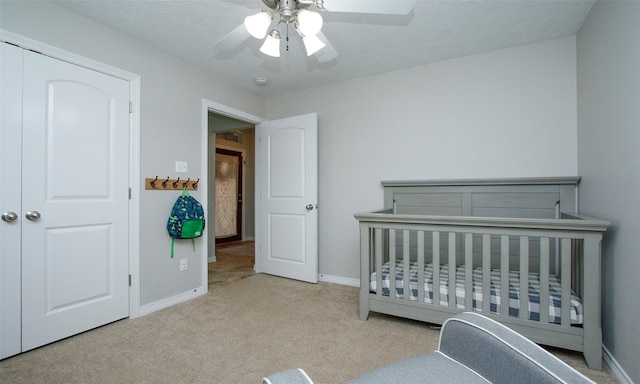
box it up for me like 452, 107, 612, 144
175, 161, 188, 173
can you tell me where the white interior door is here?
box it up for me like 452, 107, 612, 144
0, 47, 131, 355
1, 41, 24, 359
256, 113, 318, 283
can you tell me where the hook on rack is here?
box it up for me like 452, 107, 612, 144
150, 176, 158, 188
162, 176, 170, 188
193, 178, 200, 189
182, 178, 190, 188
172, 177, 180, 188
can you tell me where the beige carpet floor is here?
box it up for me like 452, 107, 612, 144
0, 266, 618, 383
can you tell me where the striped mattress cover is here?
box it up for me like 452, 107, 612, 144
370, 261, 583, 325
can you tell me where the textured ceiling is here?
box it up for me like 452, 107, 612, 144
52, 0, 595, 97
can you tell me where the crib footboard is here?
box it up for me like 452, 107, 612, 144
355, 212, 609, 370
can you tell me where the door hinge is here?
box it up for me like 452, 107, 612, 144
128, 274, 132, 286
128, 188, 132, 200
129, 101, 133, 113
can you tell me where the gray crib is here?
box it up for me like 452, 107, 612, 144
354, 177, 609, 370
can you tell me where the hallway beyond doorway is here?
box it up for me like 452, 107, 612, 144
208, 241, 254, 286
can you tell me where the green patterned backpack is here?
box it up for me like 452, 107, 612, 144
167, 187, 205, 258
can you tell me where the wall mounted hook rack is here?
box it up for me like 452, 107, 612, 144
145, 176, 199, 191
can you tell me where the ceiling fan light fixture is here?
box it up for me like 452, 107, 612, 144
297, 9, 323, 36
244, 11, 271, 39
303, 34, 326, 56
260, 29, 281, 57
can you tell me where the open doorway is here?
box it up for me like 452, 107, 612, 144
207, 111, 256, 285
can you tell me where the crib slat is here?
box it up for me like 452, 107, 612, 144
403, 230, 410, 302
389, 229, 396, 299
449, 232, 456, 308
539, 237, 550, 324
417, 231, 425, 304
500, 235, 509, 317
465, 233, 473, 310
432, 232, 440, 306
519, 236, 529, 320
561, 238, 572, 327
482, 234, 491, 314
375, 228, 383, 297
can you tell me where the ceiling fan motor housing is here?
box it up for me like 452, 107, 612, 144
262, 0, 313, 13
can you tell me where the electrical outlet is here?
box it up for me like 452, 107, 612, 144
175, 161, 188, 173
180, 258, 188, 271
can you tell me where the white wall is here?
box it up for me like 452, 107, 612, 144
577, 1, 640, 382
0, 1, 266, 306
266, 37, 578, 280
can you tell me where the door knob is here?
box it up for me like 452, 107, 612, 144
25, 211, 41, 221
2, 211, 18, 222
306, 204, 314, 210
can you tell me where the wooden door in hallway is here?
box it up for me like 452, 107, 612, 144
215, 148, 243, 243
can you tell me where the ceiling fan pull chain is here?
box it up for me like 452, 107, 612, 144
286, 23, 290, 52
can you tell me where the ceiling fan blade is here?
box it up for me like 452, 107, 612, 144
319, 0, 416, 15
314, 31, 338, 63
212, 23, 251, 53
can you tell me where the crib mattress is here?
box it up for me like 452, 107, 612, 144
370, 261, 583, 325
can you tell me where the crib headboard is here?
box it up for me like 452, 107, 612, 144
382, 177, 580, 219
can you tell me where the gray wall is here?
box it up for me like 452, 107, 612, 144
0, 1, 266, 306
265, 37, 579, 282
577, 1, 640, 382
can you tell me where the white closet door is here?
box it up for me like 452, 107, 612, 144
0, 41, 24, 359
20, 50, 131, 352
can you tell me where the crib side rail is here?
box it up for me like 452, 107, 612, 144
357, 212, 608, 369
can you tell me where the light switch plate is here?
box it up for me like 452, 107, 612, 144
175, 161, 188, 173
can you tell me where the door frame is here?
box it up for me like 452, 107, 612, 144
201, 100, 265, 279
0, 30, 143, 318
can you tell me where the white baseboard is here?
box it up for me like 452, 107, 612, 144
319, 273, 359, 287
138, 287, 205, 317
603, 345, 633, 384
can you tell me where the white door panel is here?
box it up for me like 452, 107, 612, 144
269, 128, 306, 197
257, 113, 318, 283
0, 48, 131, 355
269, 213, 306, 263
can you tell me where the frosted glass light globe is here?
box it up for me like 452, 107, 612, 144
260, 30, 281, 57
303, 34, 325, 56
297, 10, 323, 37
244, 11, 271, 39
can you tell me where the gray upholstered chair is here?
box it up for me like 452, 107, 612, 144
261, 312, 595, 384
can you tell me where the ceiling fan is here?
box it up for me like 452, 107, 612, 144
213, 0, 416, 62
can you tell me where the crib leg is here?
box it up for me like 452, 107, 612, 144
359, 224, 371, 321
359, 305, 369, 321
583, 233, 603, 371
359, 290, 370, 320
583, 341, 602, 371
